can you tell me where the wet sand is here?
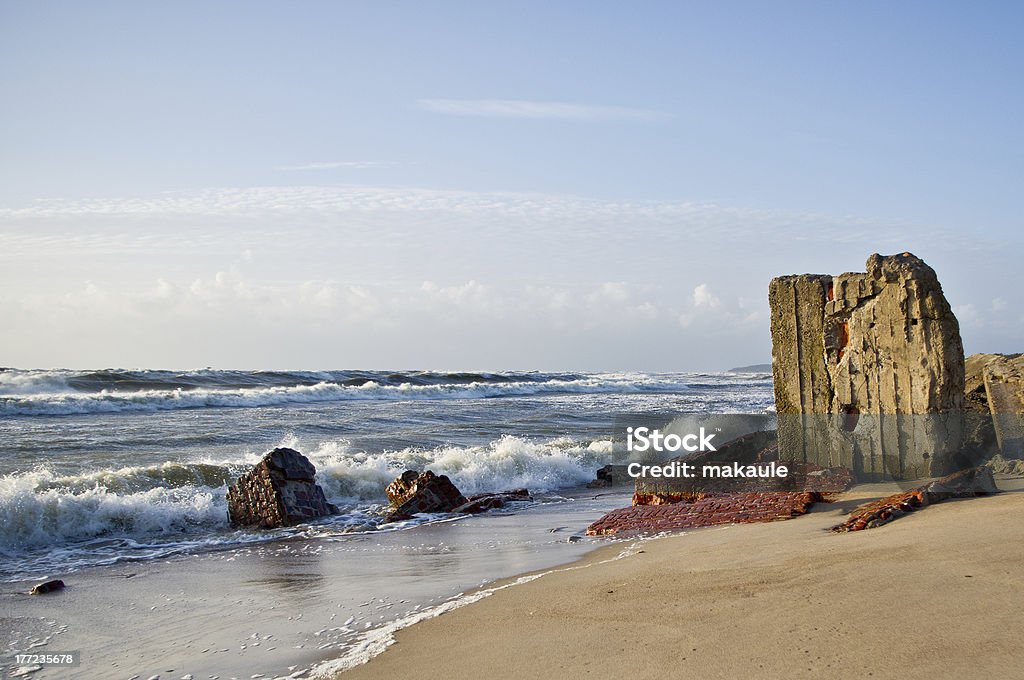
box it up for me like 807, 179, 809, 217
1, 491, 630, 680
336, 480, 1024, 679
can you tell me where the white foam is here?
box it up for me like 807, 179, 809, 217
309, 538, 649, 677
0, 369, 74, 395
0, 466, 227, 552
304, 434, 620, 499
0, 434, 621, 577
0, 374, 701, 416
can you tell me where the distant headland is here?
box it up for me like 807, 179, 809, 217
726, 363, 772, 373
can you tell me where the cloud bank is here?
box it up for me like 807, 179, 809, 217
0, 185, 1017, 369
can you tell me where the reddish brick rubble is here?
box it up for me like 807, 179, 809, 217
586, 491, 822, 536
831, 466, 998, 532
830, 489, 928, 532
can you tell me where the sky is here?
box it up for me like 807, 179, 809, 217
1, 1, 1021, 371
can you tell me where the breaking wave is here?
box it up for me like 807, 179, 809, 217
0, 368, 582, 395
0, 435, 619, 579
0, 369, 736, 416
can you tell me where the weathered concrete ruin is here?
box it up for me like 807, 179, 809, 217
226, 447, 338, 528
585, 252, 1015, 537
769, 253, 966, 480
977, 354, 1024, 458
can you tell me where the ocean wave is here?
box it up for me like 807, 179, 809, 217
0, 466, 229, 553
304, 434, 618, 500
0, 368, 585, 396
0, 434, 619, 578
0, 373, 721, 416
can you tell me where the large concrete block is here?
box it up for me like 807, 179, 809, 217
769, 253, 965, 480
769, 274, 834, 465
982, 354, 1024, 458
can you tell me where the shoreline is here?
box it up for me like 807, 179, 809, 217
2, 490, 632, 680
332, 478, 1024, 679
311, 535, 648, 676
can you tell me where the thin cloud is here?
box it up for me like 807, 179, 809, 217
277, 161, 399, 171
0, 186, 902, 243
0, 186, 973, 275
416, 98, 671, 122
0, 185, 1016, 367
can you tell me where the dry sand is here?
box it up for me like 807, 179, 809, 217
337, 483, 1024, 679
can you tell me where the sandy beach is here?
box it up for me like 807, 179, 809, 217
4, 3, 1023, 679
336, 480, 1024, 679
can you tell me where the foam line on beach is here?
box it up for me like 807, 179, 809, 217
309, 539, 652, 677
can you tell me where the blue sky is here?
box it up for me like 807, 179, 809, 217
1, 2, 1021, 369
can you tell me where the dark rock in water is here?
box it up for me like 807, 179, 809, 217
452, 489, 532, 514
587, 464, 632, 488
452, 496, 506, 513
385, 470, 424, 506
383, 509, 415, 523
226, 447, 338, 529
497, 488, 530, 499
30, 579, 65, 595
385, 470, 468, 520
384, 471, 528, 521
466, 488, 530, 502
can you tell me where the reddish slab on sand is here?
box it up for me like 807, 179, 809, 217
586, 491, 822, 536
831, 467, 998, 532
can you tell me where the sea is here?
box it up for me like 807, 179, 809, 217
0, 368, 773, 678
